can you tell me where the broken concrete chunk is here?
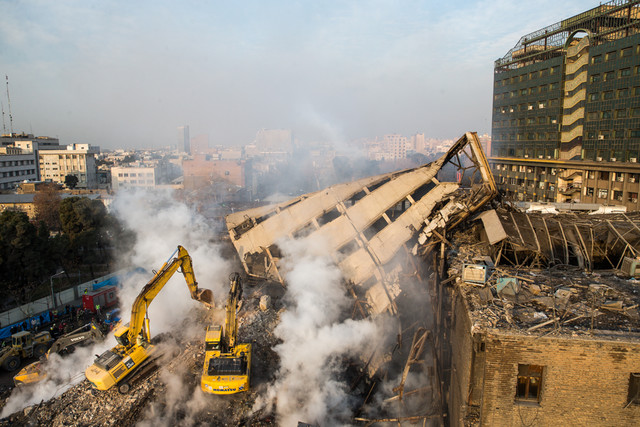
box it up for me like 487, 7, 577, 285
259, 295, 271, 311
555, 287, 573, 300
528, 284, 542, 295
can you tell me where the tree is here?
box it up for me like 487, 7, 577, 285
33, 182, 62, 231
0, 211, 53, 304
59, 197, 113, 277
64, 175, 79, 189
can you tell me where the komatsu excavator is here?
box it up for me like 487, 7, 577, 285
201, 272, 251, 394
85, 246, 213, 393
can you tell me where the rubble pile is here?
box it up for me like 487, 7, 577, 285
447, 223, 640, 336
0, 281, 284, 426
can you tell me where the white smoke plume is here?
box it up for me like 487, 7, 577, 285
110, 189, 231, 330
253, 235, 390, 426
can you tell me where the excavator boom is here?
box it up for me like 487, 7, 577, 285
128, 245, 213, 344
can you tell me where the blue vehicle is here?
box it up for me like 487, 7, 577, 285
103, 308, 121, 328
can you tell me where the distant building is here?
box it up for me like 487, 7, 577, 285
0, 146, 38, 190
39, 143, 99, 189
182, 156, 246, 191
190, 134, 209, 155
177, 126, 190, 155
491, 0, 640, 209
110, 165, 158, 191
254, 129, 293, 153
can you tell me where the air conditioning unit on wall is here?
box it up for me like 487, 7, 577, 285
620, 257, 640, 277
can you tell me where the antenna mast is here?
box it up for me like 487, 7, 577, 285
1, 100, 5, 134
5, 75, 13, 135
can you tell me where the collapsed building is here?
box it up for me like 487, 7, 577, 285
225, 132, 497, 424
226, 131, 640, 425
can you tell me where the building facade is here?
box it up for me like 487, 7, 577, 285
0, 147, 38, 191
39, 143, 99, 189
491, 0, 640, 209
110, 166, 158, 191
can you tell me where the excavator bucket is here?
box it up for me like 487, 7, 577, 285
195, 288, 215, 308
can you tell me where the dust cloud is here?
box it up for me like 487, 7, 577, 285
252, 235, 391, 426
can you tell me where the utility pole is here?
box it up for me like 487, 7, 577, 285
1, 100, 5, 133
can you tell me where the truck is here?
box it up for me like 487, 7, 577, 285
0, 330, 53, 372
82, 286, 118, 313
201, 272, 251, 395
13, 321, 106, 386
85, 246, 214, 393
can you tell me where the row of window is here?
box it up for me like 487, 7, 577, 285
495, 100, 561, 114
118, 179, 155, 185
495, 129, 640, 142
586, 129, 640, 139
588, 87, 640, 101
0, 160, 35, 167
592, 45, 638, 64
495, 66, 561, 87
116, 172, 154, 178
494, 116, 559, 128
590, 67, 639, 83
584, 187, 639, 203
1, 169, 36, 178
494, 83, 561, 100
586, 107, 640, 120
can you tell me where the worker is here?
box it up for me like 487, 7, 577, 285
96, 304, 101, 317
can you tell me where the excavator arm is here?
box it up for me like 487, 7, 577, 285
128, 245, 214, 345
225, 272, 243, 349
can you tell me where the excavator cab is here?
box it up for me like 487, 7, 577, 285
113, 324, 131, 348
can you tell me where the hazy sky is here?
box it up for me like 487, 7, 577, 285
1, 0, 591, 149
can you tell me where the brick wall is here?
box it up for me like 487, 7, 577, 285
450, 289, 640, 426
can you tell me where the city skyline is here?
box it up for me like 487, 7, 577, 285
1, 0, 590, 149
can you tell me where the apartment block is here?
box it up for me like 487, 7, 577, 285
491, 0, 640, 209
39, 143, 98, 189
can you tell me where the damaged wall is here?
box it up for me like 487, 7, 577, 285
451, 285, 640, 426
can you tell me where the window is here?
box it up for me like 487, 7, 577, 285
591, 74, 601, 83
616, 109, 628, 118
589, 93, 599, 101
630, 192, 639, 203
603, 91, 614, 100
521, 88, 528, 96
618, 88, 629, 98
606, 51, 616, 61
614, 190, 623, 201
586, 187, 594, 196
628, 373, 640, 406
587, 112, 599, 120
601, 111, 612, 119
600, 171, 610, 180
592, 55, 602, 64
598, 188, 608, 199
620, 68, 632, 78
621, 47, 632, 58
604, 71, 615, 81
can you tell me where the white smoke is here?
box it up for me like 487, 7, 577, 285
253, 235, 388, 426
0, 336, 114, 417
110, 189, 230, 331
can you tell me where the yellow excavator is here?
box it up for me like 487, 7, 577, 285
85, 246, 213, 394
201, 272, 251, 394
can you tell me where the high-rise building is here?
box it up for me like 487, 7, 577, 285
177, 125, 190, 155
491, 0, 640, 209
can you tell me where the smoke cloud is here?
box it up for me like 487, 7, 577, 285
253, 235, 390, 426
